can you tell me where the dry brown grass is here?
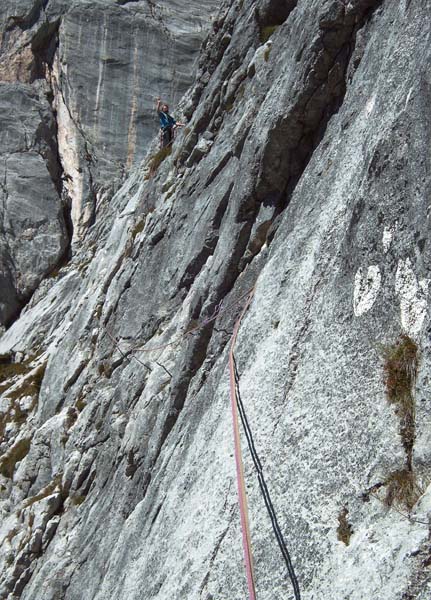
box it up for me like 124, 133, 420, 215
131, 218, 146, 240
383, 469, 424, 512
337, 507, 353, 545
23, 475, 63, 508
381, 334, 418, 459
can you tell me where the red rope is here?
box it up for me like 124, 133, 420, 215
228, 287, 257, 599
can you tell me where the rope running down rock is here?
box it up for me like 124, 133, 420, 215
229, 287, 301, 600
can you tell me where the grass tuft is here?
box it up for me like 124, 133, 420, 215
383, 469, 423, 511
383, 334, 418, 403
381, 334, 418, 458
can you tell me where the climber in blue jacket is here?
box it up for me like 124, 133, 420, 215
155, 98, 184, 148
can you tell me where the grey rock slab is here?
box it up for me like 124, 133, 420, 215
0, 1, 431, 600
0, 80, 68, 325
54, 0, 219, 231
0, 0, 219, 325
0, 149, 67, 325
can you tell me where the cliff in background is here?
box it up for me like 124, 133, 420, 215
0, 1, 431, 599
0, 0, 216, 325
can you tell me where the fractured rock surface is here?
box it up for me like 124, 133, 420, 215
0, 1, 431, 599
0, 81, 67, 326
0, 0, 217, 326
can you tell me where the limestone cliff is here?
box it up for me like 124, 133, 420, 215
0, 0, 217, 325
0, 1, 430, 599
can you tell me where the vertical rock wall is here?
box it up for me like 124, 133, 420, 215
0, 1, 430, 599
0, 0, 217, 327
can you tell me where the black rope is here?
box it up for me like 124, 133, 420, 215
233, 355, 301, 600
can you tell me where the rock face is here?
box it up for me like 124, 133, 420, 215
0, 0, 217, 326
0, 81, 68, 326
1, 1, 431, 599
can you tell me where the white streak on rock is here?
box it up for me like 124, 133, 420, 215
395, 258, 429, 336
94, 18, 108, 117
404, 85, 414, 109
365, 94, 376, 116
126, 32, 140, 169
52, 59, 85, 240
353, 266, 382, 316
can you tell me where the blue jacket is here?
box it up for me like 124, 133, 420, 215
158, 111, 176, 130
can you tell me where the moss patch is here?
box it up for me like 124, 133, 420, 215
260, 25, 279, 44
0, 352, 12, 364
0, 352, 43, 393
6, 363, 46, 402
131, 218, 146, 240
95, 303, 103, 320
0, 361, 47, 438
47, 265, 62, 279
0, 362, 32, 394
76, 393, 87, 412
70, 494, 86, 506
77, 256, 94, 274
64, 407, 78, 430
383, 334, 418, 403
224, 82, 246, 115
165, 185, 177, 201
337, 507, 353, 545
236, 83, 246, 101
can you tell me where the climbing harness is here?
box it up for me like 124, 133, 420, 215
229, 288, 301, 600
159, 125, 176, 150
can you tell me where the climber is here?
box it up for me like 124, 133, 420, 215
155, 98, 184, 148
